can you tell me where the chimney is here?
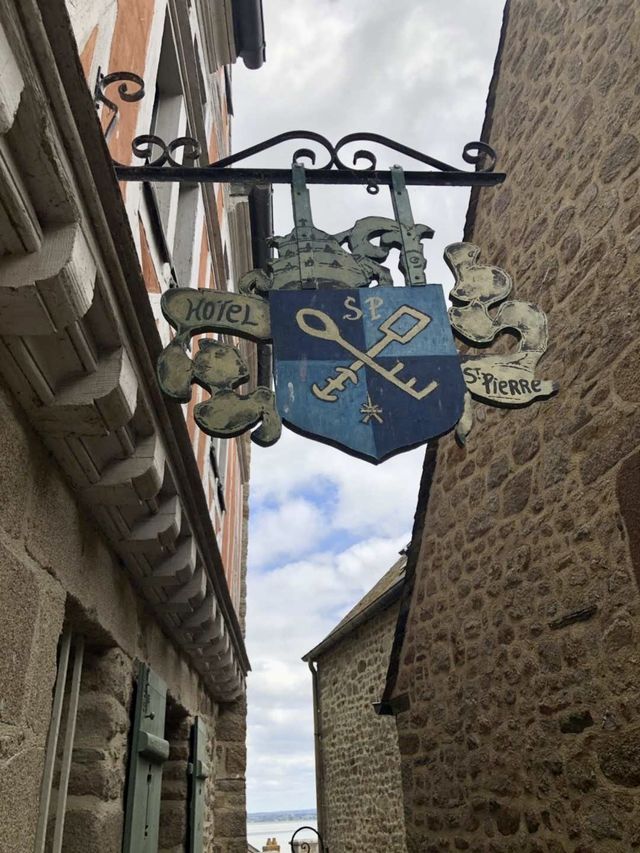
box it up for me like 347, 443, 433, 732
262, 839, 280, 852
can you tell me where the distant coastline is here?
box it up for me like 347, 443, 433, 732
247, 809, 317, 825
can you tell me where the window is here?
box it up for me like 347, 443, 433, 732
123, 668, 208, 853
142, 11, 205, 293
172, 183, 201, 288
35, 632, 135, 852
150, 14, 186, 250
210, 437, 228, 512
36, 630, 212, 851
34, 630, 84, 853
223, 66, 234, 116
193, 38, 207, 106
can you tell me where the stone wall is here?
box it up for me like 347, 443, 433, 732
393, 1, 640, 850
0, 373, 237, 852
64, 646, 134, 852
317, 602, 407, 853
211, 696, 249, 853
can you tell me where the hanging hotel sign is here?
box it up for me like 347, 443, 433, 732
94, 74, 557, 463
156, 163, 557, 463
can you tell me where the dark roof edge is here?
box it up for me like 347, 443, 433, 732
377, 442, 439, 713
232, 0, 266, 69
303, 576, 405, 662
248, 184, 273, 269
463, 0, 512, 241
248, 185, 273, 387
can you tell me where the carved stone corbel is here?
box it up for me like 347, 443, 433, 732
0, 223, 95, 334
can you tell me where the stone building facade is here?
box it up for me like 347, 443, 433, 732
382, 1, 640, 851
0, 0, 266, 851
304, 558, 407, 853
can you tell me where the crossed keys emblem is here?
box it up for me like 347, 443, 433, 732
295, 305, 439, 402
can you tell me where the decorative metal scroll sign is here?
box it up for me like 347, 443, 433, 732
156, 163, 557, 462
97, 71, 558, 463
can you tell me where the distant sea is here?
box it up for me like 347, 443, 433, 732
247, 810, 317, 851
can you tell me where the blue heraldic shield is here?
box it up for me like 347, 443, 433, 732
269, 286, 466, 463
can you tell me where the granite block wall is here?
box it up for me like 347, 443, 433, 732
0, 372, 246, 852
393, 1, 640, 850
212, 696, 249, 853
317, 603, 407, 853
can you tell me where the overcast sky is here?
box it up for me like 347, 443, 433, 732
232, 0, 506, 815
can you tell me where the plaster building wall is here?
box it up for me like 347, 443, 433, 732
390, 1, 640, 851
309, 563, 407, 853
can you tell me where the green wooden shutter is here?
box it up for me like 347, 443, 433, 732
123, 662, 170, 853
188, 716, 209, 853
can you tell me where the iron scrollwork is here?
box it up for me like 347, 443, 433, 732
121, 129, 502, 189
131, 134, 201, 168
289, 825, 325, 852
95, 70, 505, 188
93, 68, 145, 141
94, 68, 201, 166
201, 130, 499, 193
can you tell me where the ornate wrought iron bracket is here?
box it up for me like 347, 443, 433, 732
95, 71, 505, 190
94, 68, 145, 142
95, 70, 558, 464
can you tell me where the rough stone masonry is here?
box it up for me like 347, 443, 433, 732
391, 1, 640, 850
316, 602, 407, 853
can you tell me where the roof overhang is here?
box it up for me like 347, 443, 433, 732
0, 0, 255, 701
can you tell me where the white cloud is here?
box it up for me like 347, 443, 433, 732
245, 535, 408, 812
247, 535, 408, 663
248, 496, 327, 567
233, 0, 507, 814
250, 430, 424, 540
